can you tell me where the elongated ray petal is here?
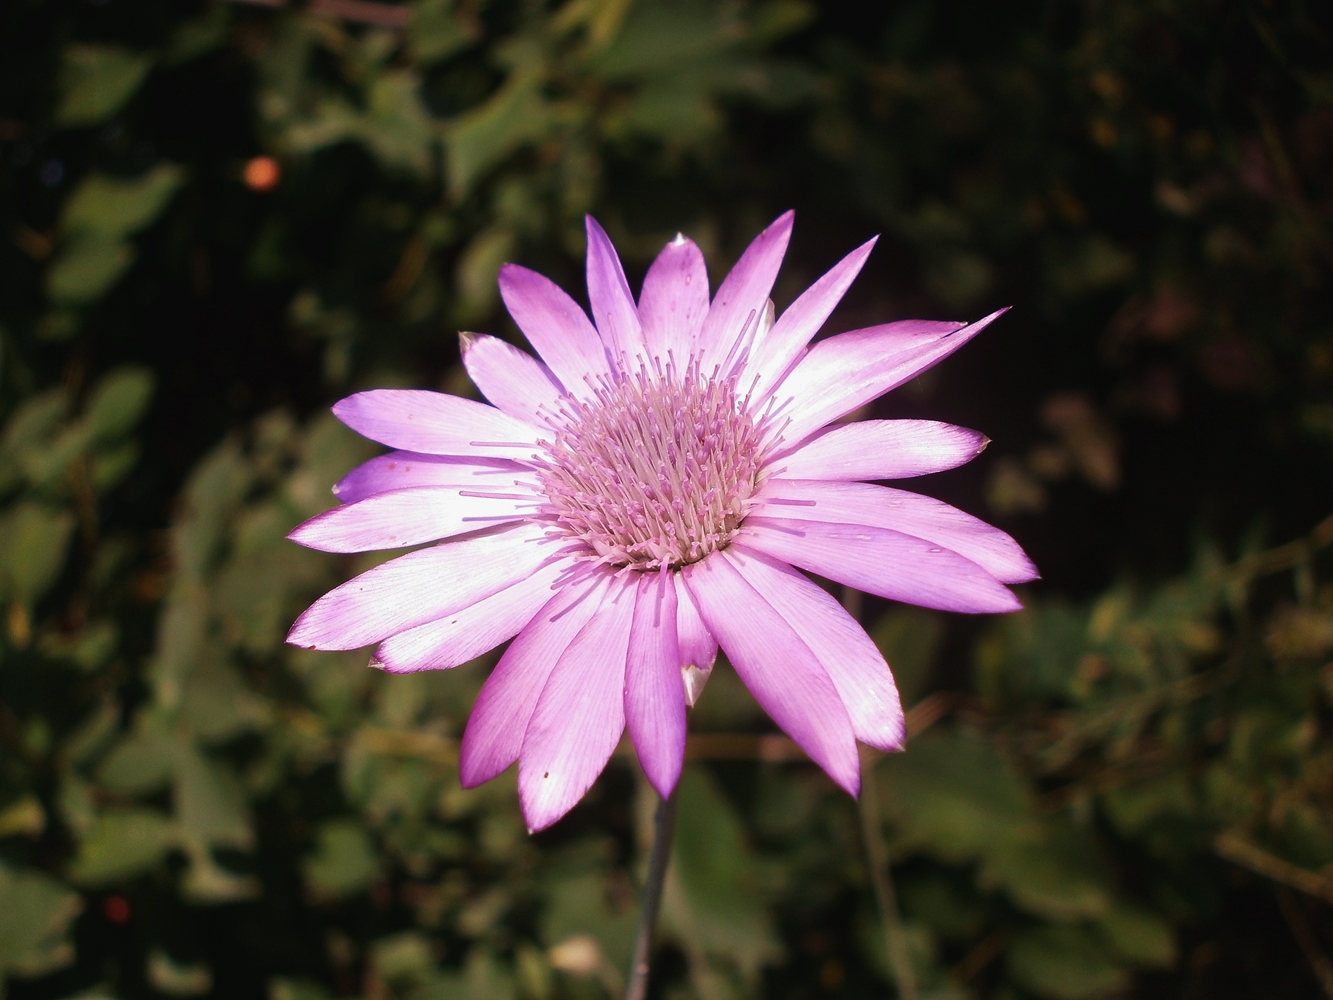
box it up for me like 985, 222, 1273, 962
333, 390, 541, 459
729, 545, 905, 750
499, 263, 611, 396
768, 309, 1007, 448
287, 522, 558, 649
771, 419, 989, 481
625, 572, 685, 799
585, 216, 646, 366
374, 558, 569, 672
747, 236, 877, 390
519, 574, 636, 831
639, 234, 709, 365
753, 479, 1038, 584
334, 452, 527, 505
697, 211, 794, 372
740, 516, 1021, 614
289, 486, 538, 553
461, 332, 566, 427
682, 550, 859, 795
458, 570, 608, 788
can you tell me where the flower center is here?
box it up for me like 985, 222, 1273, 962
535, 362, 764, 570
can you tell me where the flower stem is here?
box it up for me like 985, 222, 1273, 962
843, 584, 918, 1000
625, 787, 678, 1000
858, 759, 919, 1000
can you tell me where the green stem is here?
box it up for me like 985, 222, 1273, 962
625, 787, 678, 1000
859, 762, 919, 1000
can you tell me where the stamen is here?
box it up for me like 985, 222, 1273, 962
533, 359, 767, 570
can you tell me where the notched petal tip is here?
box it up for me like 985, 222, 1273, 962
459, 331, 479, 353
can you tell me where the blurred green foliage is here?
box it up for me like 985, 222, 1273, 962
2, 0, 1332, 998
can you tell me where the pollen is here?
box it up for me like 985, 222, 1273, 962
534, 360, 766, 570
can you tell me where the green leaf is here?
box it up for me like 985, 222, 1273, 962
1007, 926, 1128, 1000
0, 502, 76, 606
174, 749, 252, 849
68, 809, 176, 886
446, 57, 554, 198
46, 236, 135, 306
84, 367, 154, 442
62, 165, 185, 238
1098, 904, 1175, 968
55, 45, 153, 127
146, 950, 212, 996
98, 716, 175, 796
872, 607, 944, 706
0, 864, 82, 978
667, 766, 781, 982
411, 0, 479, 62
877, 728, 1035, 862
303, 820, 381, 898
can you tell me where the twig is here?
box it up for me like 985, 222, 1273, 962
624, 788, 677, 1000
858, 748, 919, 1000
220, 0, 411, 28
1215, 832, 1333, 905
1278, 889, 1333, 999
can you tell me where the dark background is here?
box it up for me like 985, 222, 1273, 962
2, 1, 1332, 998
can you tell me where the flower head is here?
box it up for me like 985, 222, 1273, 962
287, 213, 1037, 831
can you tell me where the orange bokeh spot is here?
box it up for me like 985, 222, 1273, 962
243, 156, 281, 192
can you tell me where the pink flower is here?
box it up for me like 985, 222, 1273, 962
287, 213, 1036, 831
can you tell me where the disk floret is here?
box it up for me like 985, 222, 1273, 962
536, 361, 764, 569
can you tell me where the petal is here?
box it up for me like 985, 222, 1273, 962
674, 574, 717, 706
697, 211, 794, 373
461, 333, 566, 427
739, 516, 1022, 614
639, 234, 709, 367
287, 522, 559, 650
766, 308, 1008, 448
585, 217, 646, 367
753, 479, 1038, 584
771, 419, 989, 481
373, 557, 569, 672
334, 452, 527, 505
746, 236, 877, 391
498, 263, 611, 398
728, 545, 904, 751
682, 550, 859, 795
289, 486, 539, 553
333, 390, 541, 460
519, 573, 636, 831
458, 569, 609, 788
625, 571, 686, 799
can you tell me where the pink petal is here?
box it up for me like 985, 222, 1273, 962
766, 309, 1008, 448
460, 333, 566, 427
519, 573, 636, 831
674, 574, 717, 706
697, 211, 794, 373
739, 516, 1022, 614
287, 522, 558, 650
681, 550, 859, 795
624, 571, 686, 799
585, 217, 646, 367
372, 557, 569, 672
728, 545, 904, 751
771, 419, 989, 481
639, 234, 709, 367
498, 264, 612, 398
289, 486, 539, 553
458, 569, 609, 788
333, 453, 526, 505
746, 236, 877, 391
333, 390, 541, 459
753, 479, 1038, 584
